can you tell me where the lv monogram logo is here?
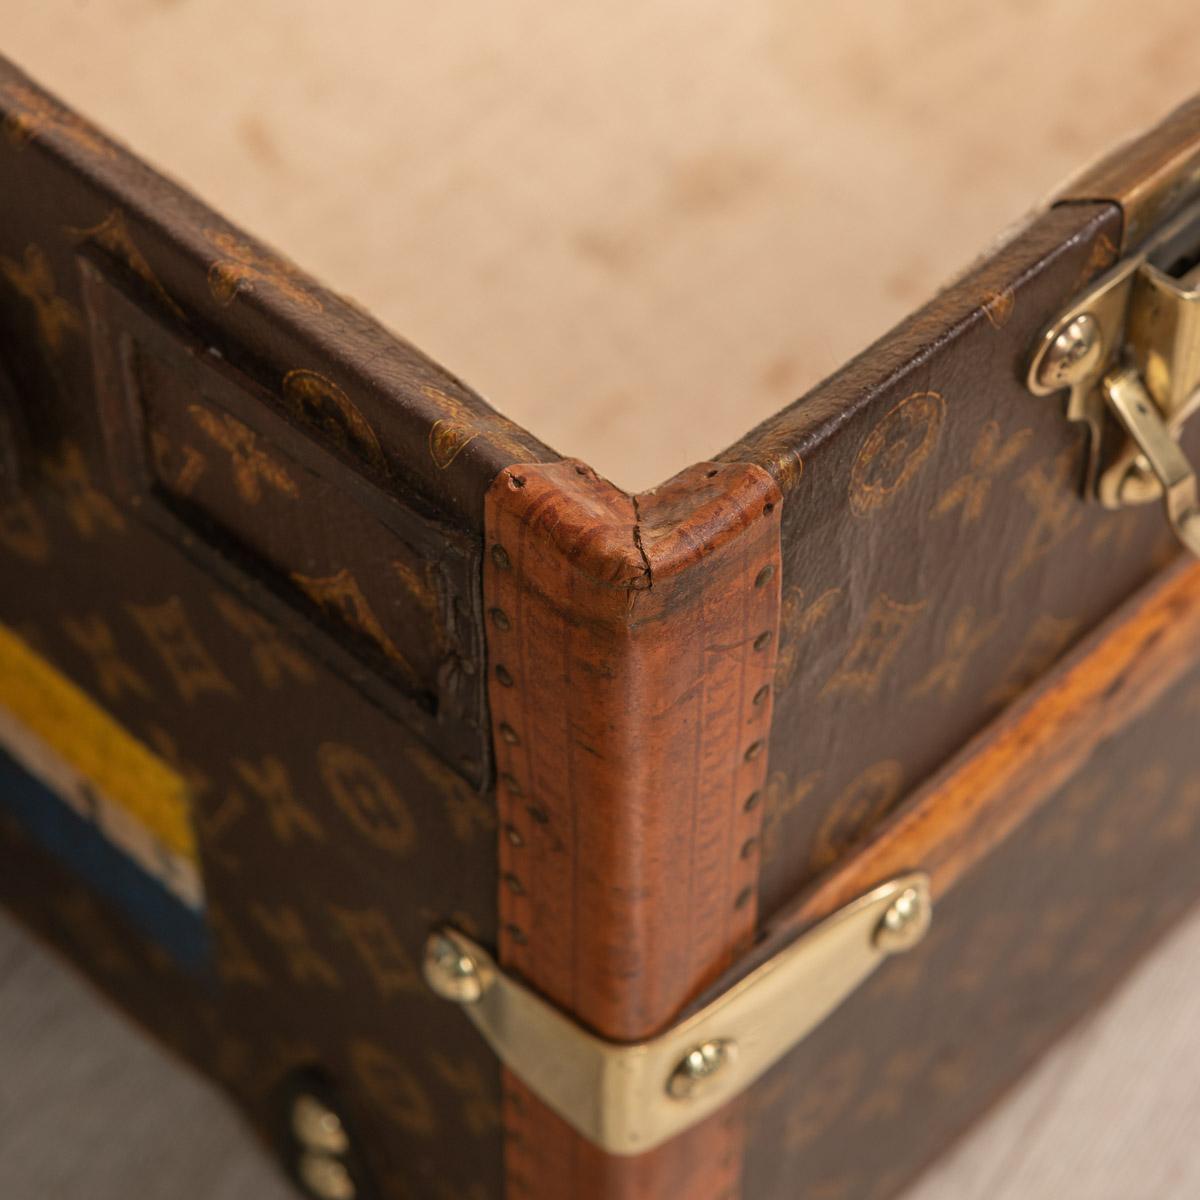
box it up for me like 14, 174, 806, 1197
0, 243, 81, 353
822, 594, 925, 700
1008, 447, 1084, 582
0, 498, 50, 563
319, 741, 416, 855
188, 404, 298, 504
208, 906, 269, 989
849, 391, 945, 517
127, 597, 234, 703
350, 1040, 437, 1137
910, 606, 1000, 700
291, 568, 417, 684
932, 421, 1032, 529
281, 369, 387, 473
42, 443, 125, 538
203, 228, 323, 313
69, 209, 185, 320
783, 1048, 866, 1152
810, 760, 904, 871
212, 592, 315, 689
330, 907, 423, 998
2, 82, 115, 159
760, 769, 820, 861
62, 614, 154, 701
251, 903, 341, 988
774, 586, 841, 693
233, 754, 325, 844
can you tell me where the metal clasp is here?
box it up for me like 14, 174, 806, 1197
1028, 197, 1200, 554
423, 873, 930, 1156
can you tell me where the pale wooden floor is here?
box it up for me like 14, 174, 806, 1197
3, 4, 1200, 1197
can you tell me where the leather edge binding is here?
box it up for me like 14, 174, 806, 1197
484, 458, 783, 1200
1055, 94, 1200, 251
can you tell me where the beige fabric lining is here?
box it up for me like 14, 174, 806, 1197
8, 1, 1200, 490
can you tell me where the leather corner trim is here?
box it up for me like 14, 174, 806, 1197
484, 457, 782, 1199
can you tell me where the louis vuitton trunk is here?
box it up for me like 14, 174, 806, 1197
2, 45, 1200, 1200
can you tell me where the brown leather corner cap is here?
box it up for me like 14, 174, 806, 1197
484, 456, 782, 1040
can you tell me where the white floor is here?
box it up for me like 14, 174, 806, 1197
0, 910, 293, 1200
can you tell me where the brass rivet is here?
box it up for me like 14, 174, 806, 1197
499, 722, 520, 745
873, 884, 932, 954
505, 923, 528, 946
503, 872, 525, 895
744, 740, 764, 762
490, 607, 511, 631
743, 791, 760, 813
297, 1151, 356, 1200
754, 564, 775, 588
752, 684, 770, 706
504, 823, 524, 847
753, 631, 773, 651
666, 1039, 736, 1100
292, 1094, 349, 1157
423, 931, 487, 1003
501, 772, 523, 796
495, 664, 514, 687
491, 544, 511, 569
1036, 312, 1103, 390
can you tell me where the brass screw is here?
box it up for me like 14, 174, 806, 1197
873, 884, 932, 954
666, 1039, 736, 1100
297, 1151, 356, 1200
423, 931, 489, 1003
292, 1094, 350, 1157
1036, 313, 1103, 390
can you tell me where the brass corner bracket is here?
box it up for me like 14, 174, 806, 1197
423, 873, 931, 1156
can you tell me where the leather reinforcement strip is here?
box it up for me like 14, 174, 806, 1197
483, 458, 783, 1200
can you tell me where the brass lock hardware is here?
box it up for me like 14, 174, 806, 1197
1028, 197, 1200, 554
424, 873, 930, 1155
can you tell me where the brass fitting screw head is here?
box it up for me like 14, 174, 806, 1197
1036, 313, 1103, 390
423, 929, 493, 1003
292, 1094, 350, 1157
874, 882, 932, 954
666, 1039, 737, 1100
297, 1151, 356, 1200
